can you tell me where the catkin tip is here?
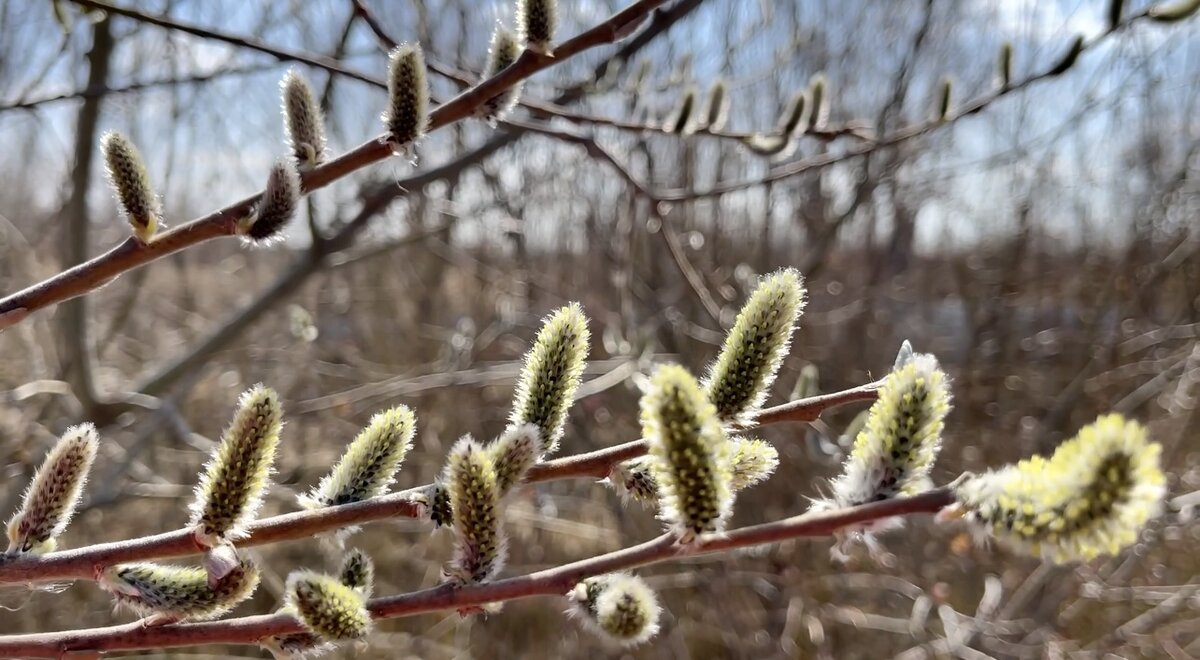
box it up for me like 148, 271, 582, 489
509, 303, 590, 457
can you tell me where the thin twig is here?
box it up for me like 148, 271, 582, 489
0, 489, 954, 657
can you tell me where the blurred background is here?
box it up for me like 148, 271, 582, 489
1, 0, 1198, 657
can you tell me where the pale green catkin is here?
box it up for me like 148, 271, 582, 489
100, 131, 159, 243
478, 25, 523, 124
100, 559, 259, 621
299, 406, 415, 508
189, 385, 283, 543
509, 303, 590, 456
811, 353, 951, 531
382, 43, 429, 153
338, 549, 374, 597
516, 0, 556, 54
286, 571, 371, 641
609, 437, 778, 506
704, 268, 806, 424
642, 364, 733, 542
951, 414, 1166, 563
281, 69, 327, 167
5, 424, 99, 555
569, 573, 661, 646
262, 551, 374, 658
443, 437, 506, 584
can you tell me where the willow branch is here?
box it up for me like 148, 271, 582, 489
0, 489, 953, 657
0, 0, 670, 330
0, 379, 882, 586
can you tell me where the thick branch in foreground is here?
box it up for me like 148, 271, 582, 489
0, 380, 882, 586
0, 489, 954, 657
0, 0, 669, 330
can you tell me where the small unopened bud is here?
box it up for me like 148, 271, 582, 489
488, 424, 539, 496
950, 414, 1166, 563
238, 159, 301, 242
299, 406, 415, 509
1148, 0, 1200, 21
807, 74, 828, 130
935, 76, 953, 122
100, 559, 259, 622
703, 79, 729, 130
338, 549, 374, 597
998, 42, 1013, 89
382, 43, 430, 154
189, 384, 283, 544
478, 25, 523, 124
5, 424, 98, 556
286, 571, 371, 642
517, 0, 556, 54
642, 364, 732, 542
568, 574, 661, 646
668, 87, 696, 135
281, 70, 327, 168
811, 353, 951, 540
1049, 34, 1085, 76
443, 437, 505, 584
509, 303, 590, 457
101, 131, 159, 243
705, 269, 806, 424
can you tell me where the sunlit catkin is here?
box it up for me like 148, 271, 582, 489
5, 424, 98, 555
189, 385, 283, 544
443, 437, 506, 584
99, 559, 259, 622
101, 131, 159, 243
281, 69, 327, 168
704, 268, 805, 424
642, 364, 733, 541
950, 414, 1165, 563
509, 303, 590, 456
516, 0, 556, 54
488, 423, 539, 496
286, 571, 371, 641
812, 353, 951, 524
262, 552, 374, 658
478, 25, 523, 124
299, 406, 415, 508
382, 43, 429, 154
338, 549, 374, 597
569, 574, 661, 646
239, 159, 301, 242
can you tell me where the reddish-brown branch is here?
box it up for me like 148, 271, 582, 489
0, 489, 954, 657
0, 380, 881, 586
0, 0, 670, 330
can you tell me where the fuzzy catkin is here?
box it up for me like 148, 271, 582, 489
101, 131, 159, 243
5, 424, 99, 555
100, 559, 259, 621
443, 437, 506, 584
812, 354, 951, 523
382, 43, 429, 152
610, 437, 778, 506
488, 424, 539, 496
241, 159, 301, 242
516, 0, 556, 53
509, 303, 589, 456
569, 574, 661, 646
704, 269, 806, 424
299, 406, 415, 508
189, 385, 282, 543
641, 364, 733, 541
952, 414, 1165, 563
478, 25, 523, 123
287, 571, 371, 641
281, 70, 327, 167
